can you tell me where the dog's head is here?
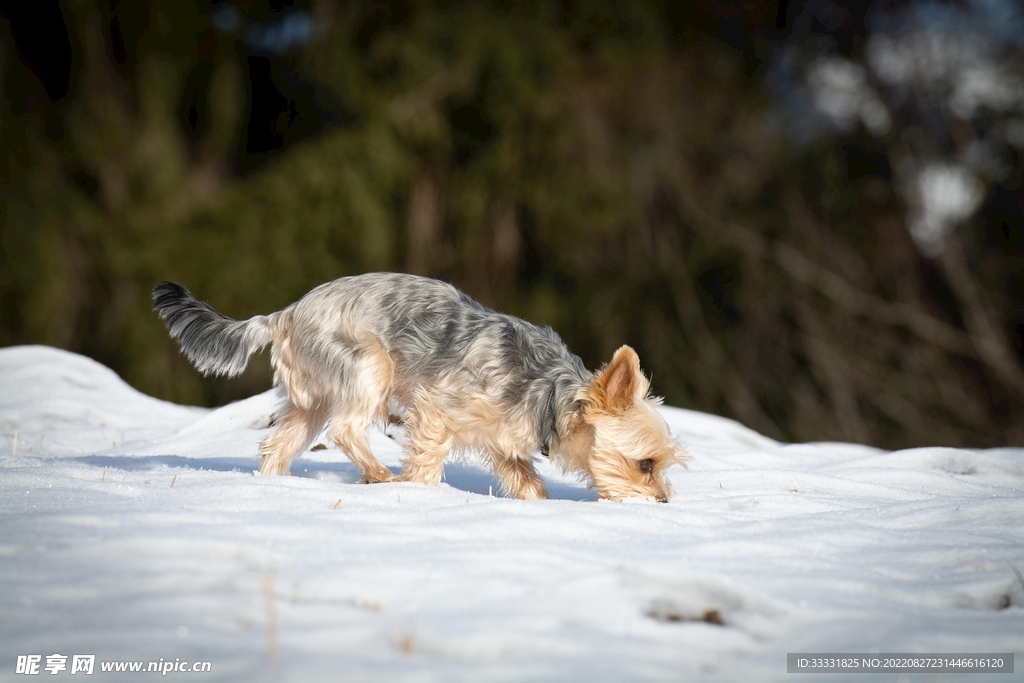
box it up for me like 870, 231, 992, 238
559, 346, 689, 502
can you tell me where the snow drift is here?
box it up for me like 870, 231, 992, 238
1, 346, 1021, 681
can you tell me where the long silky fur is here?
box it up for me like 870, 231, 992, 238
152, 273, 687, 501
152, 282, 272, 377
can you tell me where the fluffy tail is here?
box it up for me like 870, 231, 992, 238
152, 282, 273, 377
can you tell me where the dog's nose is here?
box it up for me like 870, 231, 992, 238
656, 495, 668, 503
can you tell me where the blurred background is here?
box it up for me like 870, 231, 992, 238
1, 0, 1022, 448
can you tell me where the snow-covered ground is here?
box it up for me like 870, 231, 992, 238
1, 345, 1021, 681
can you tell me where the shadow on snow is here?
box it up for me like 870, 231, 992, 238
73, 454, 597, 501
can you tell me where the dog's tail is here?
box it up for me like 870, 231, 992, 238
152, 282, 273, 377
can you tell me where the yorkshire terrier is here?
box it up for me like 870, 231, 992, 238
153, 273, 688, 501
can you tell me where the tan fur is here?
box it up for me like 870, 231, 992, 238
157, 275, 688, 501
551, 347, 690, 502
262, 330, 687, 500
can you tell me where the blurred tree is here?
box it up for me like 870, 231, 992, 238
1, 0, 1020, 447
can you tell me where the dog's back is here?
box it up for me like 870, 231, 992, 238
155, 272, 587, 432
281, 273, 589, 435
304, 274, 581, 384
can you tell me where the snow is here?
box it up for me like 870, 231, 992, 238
1, 345, 1022, 681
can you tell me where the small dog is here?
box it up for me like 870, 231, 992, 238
153, 273, 687, 501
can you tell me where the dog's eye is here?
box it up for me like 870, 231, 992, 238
639, 458, 654, 473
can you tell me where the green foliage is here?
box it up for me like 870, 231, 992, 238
2, 1, 1021, 446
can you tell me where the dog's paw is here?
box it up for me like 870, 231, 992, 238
513, 480, 548, 500
358, 471, 395, 484
259, 459, 290, 476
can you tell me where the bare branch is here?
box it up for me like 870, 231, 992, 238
937, 239, 1024, 398
670, 179, 976, 357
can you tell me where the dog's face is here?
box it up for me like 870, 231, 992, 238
563, 346, 688, 502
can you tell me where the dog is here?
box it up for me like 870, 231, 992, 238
153, 273, 688, 501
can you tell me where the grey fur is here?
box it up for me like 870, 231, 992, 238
357, 275, 591, 449
152, 282, 272, 377
279, 274, 589, 451
153, 273, 684, 500
153, 274, 590, 448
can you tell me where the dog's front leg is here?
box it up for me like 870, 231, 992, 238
328, 421, 393, 483
490, 452, 548, 500
398, 422, 453, 486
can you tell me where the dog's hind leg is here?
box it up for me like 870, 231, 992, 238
491, 452, 548, 500
326, 342, 395, 484
328, 421, 393, 483
259, 402, 328, 475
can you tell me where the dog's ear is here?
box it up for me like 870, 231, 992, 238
590, 345, 649, 413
